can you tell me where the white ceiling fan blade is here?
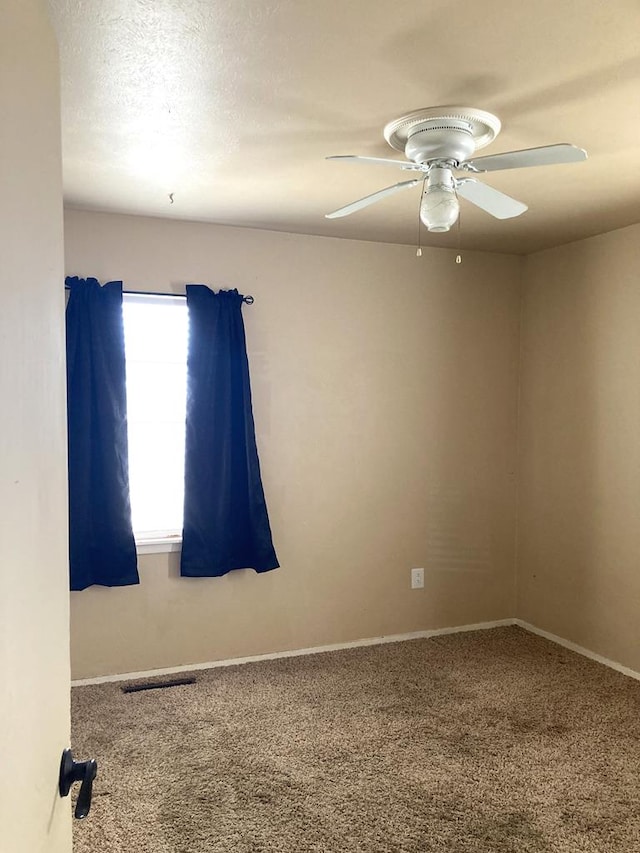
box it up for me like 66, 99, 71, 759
325, 179, 421, 219
326, 155, 421, 171
456, 179, 528, 219
462, 143, 587, 173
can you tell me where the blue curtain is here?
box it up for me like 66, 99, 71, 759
66, 276, 139, 591
181, 286, 279, 577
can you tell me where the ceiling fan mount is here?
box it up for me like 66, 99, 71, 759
325, 105, 587, 233
383, 106, 501, 165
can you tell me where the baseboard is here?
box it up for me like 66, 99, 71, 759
514, 619, 640, 683
71, 617, 640, 687
71, 618, 515, 686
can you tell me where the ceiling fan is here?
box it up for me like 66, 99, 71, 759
325, 107, 587, 233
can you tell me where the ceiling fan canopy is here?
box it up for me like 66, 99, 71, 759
384, 106, 501, 164
325, 106, 587, 232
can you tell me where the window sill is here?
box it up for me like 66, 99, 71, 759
135, 537, 182, 555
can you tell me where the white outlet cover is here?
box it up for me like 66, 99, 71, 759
411, 568, 425, 589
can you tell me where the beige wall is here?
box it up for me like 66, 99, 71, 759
0, 3, 71, 851
518, 223, 640, 672
65, 210, 522, 679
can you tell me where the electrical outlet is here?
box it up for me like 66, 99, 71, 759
411, 567, 424, 589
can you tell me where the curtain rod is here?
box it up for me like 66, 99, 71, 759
64, 285, 254, 304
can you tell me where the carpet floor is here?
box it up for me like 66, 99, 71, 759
71, 626, 640, 852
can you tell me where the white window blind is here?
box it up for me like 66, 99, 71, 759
122, 293, 188, 539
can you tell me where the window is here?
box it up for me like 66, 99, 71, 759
122, 294, 188, 545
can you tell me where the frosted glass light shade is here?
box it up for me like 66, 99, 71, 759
420, 184, 459, 232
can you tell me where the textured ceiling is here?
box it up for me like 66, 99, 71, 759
49, 0, 640, 255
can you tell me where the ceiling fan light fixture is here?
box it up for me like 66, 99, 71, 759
420, 184, 459, 232
420, 167, 459, 232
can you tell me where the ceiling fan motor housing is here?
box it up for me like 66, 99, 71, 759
405, 120, 476, 164
384, 107, 502, 166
